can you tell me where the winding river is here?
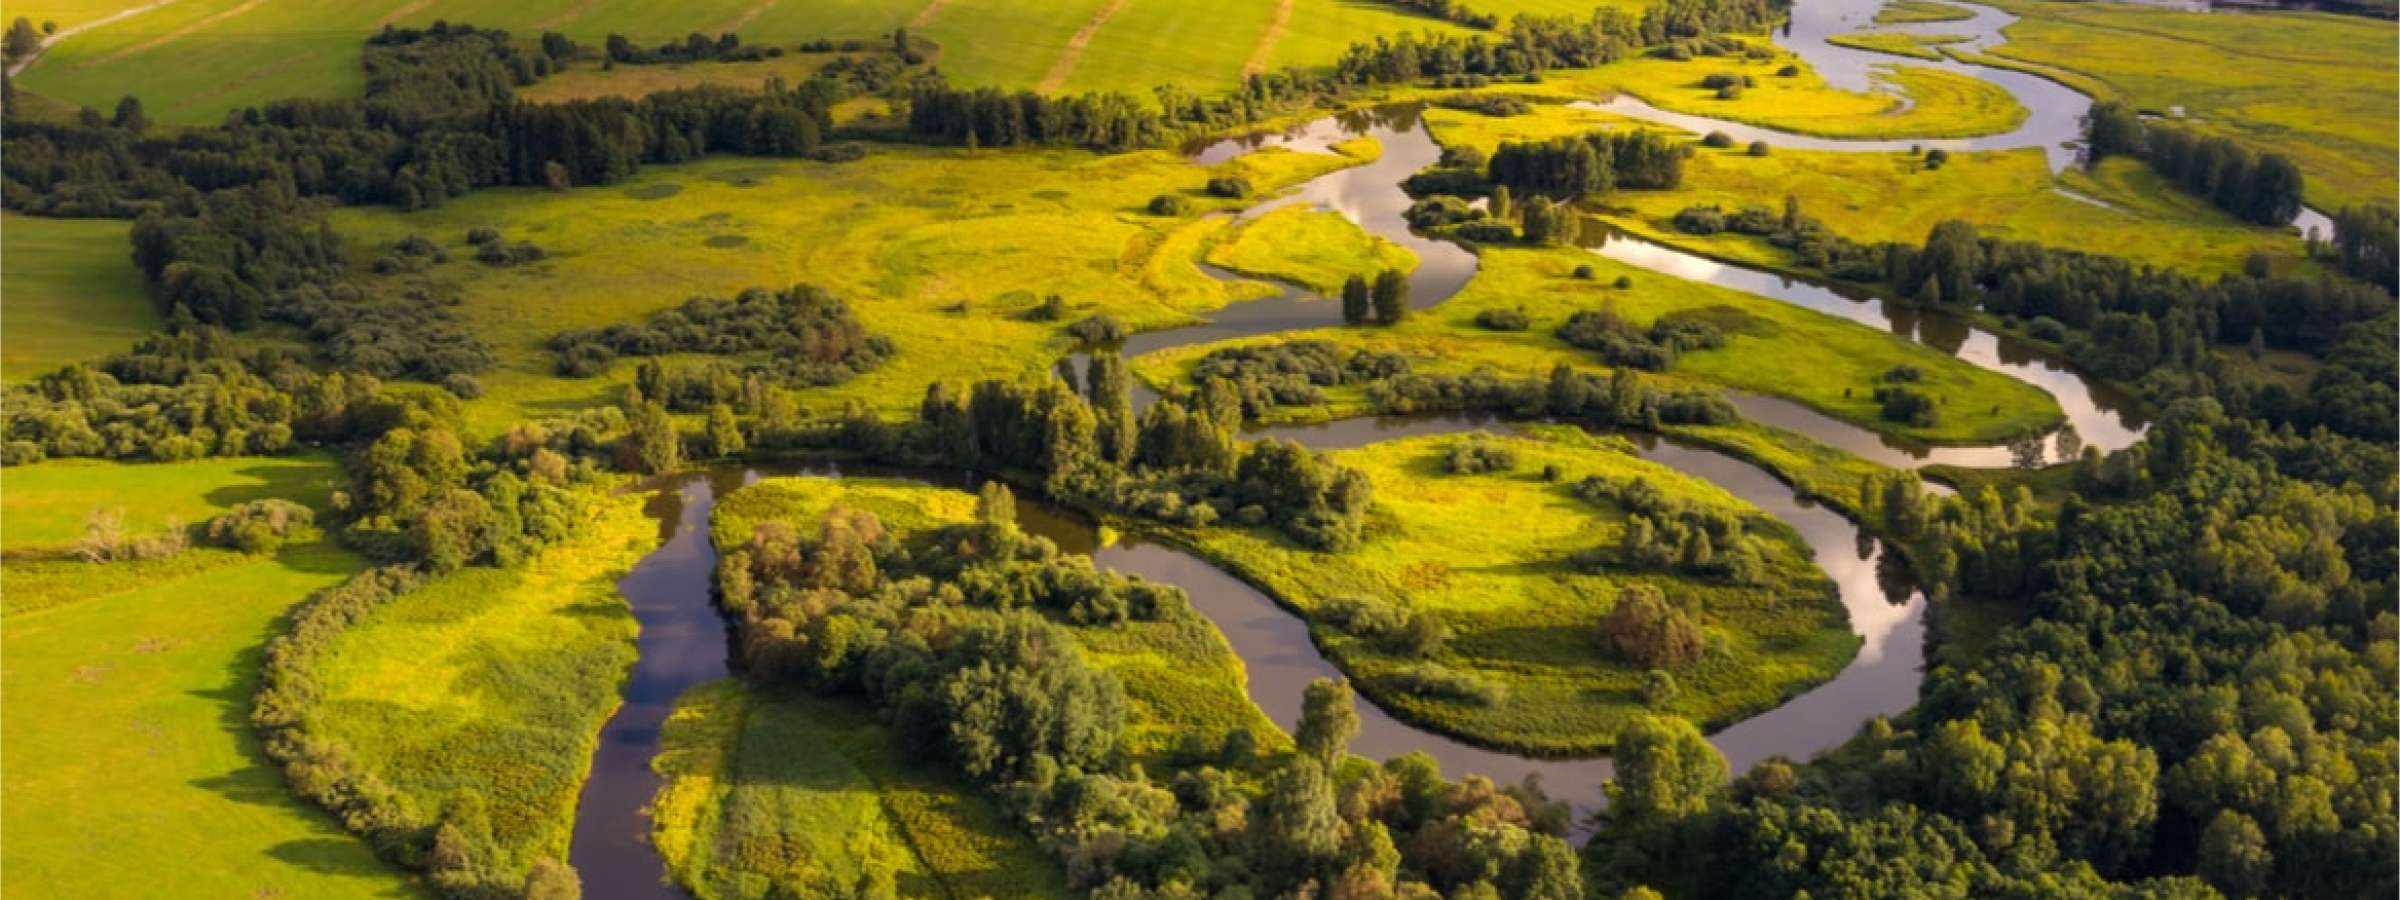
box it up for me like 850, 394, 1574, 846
565, 0, 2294, 889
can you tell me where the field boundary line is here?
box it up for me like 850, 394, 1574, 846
534, 0, 597, 30
371, 0, 437, 30
710, 0, 780, 36
5, 0, 181, 77
1242, 0, 1295, 77
1036, 0, 1131, 94
80, 0, 265, 69
907, 0, 954, 28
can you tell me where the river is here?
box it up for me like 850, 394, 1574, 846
566, 0, 2245, 889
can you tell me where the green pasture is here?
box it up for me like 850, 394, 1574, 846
2, 214, 157, 382
1175, 427, 1856, 755
650, 680, 1066, 900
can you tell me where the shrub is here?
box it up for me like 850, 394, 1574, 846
1925, 147, 1950, 169
1383, 663, 1505, 706
2027, 316, 2069, 342
1747, 140, 1771, 157
1069, 314, 1129, 344
1673, 204, 1727, 235
1613, 275, 1634, 288
1148, 194, 1193, 216
1715, 84, 1743, 100
1597, 585, 1705, 667
1204, 176, 1253, 199
1444, 437, 1518, 474
1882, 364, 1923, 383
1701, 131, 1734, 148
465, 226, 501, 245
1776, 64, 1799, 76
441, 373, 484, 399
1475, 307, 1529, 331
206, 499, 318, 554
1641, 669, 1679, 708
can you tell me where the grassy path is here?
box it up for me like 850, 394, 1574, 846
1036, 0, 1131, 93
1243, 0, 1294, 76
534, 0, 597, 30
4, 0, 179, 77
370, 0, 436, 30
907, 0, 953, 28
81, 0, 259, 69
709, 0, 780, 36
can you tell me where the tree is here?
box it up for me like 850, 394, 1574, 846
111, 96, 145, 132
2198, 810, 2272, 899
1597, 585, 1705, 667
1259, 756, 1345, 886
4, 18, 38, 61
1370, 269, 1409, 325
1603, 714, 1726, 828
704, 403, 745, 458
525, 857, 581, 900
620, 401, 681, 474
1297, 677, 1360, 767
976, 480, 1016, 528
1489, 184, 1513, 220
414, 489, 495, 572
1342, 274, 1372, 325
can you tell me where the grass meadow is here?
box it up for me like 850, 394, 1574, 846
712, 475, 1284, 763
304, 493, 655, 883
1823, 30, 1969, 61
1205, 205, 1420, 295
1979, 0, 2398, 211
0, 453, 407, 898
1137, 244, 2065, 446
649, 679, 1066, 899
1174, 427, 1857, 755
1, 214, 157, 382
330, 143, 1369, 437
1535, 48, 2029, 139
1422, 104, 2317, 277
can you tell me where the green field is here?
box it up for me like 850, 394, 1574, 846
1876, 0, 1975, 24
1173, 428, 1856, 755
1, 214, 158, 382
1138, 244, 2064, 445
1421, 104, 2315, 278
330, 144, 1365, 436
1980, 0, 2399, 211
1205, 204, 1419, 295
711, 475, 1284, 761
304, 493, 654, 883
1535, 47, 2029, 139
650, 680, 1066, 899
1823, 30, 1970, 61
0, 454, 405, 899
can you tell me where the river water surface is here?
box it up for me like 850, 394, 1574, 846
560, 0, 2283, 888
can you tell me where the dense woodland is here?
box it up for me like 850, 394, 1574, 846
2085, 101, 2307, 227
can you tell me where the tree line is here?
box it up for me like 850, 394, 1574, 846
2084, 101, 2306, 227
1333, 0, 1789, 84
710, 487, 1585, 897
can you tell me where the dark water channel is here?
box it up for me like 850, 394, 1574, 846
564, 0, 2230, 887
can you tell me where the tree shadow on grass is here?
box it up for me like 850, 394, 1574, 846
200, 461, 344, 511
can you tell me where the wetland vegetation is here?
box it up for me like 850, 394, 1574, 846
0, 0, 2392, 898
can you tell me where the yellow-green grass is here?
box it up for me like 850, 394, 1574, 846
14, 0, 1514, 125
1137, 246, 2064, 445
651, 680, 1066, 900
712, 475, 1283, 762
306, 493, 656, 880
1608, 142, 2316, 279
1172, 427, 1855, 755
517, 50, 873, 104
1824, 31, 1970, 62
1204, 205, 1418, 295
1, 214, 158, 381
329, 143, 1369, 437
1536, 49, 2028, 139
6, 0, 165, 32
1876, 0, 1976, 24
1, 453, 404, 898
1, 453, 345, 550
1980, 0, 2397, 211
1420, 102, 2314, 278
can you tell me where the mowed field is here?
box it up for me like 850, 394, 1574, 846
0, 454, 409, 899
1, 215, 157, 382
11, 0, 1636, 125
1978, 0, 2399, 211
